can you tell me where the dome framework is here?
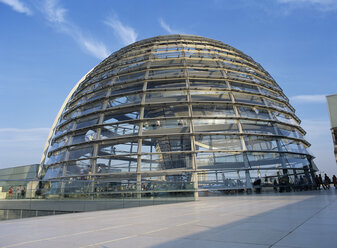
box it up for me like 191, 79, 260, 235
40, 35, 317, 198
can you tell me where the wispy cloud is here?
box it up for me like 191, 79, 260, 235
43, 0, 67, 23
277, 0, 337, 11
0, 128, 50, 143
40, 0, 110, 59
104, 15, 137, 45
0, 128, 50, 168
290, 94, 326, 103
0, 0, 32, 15
159, 18, 183, 34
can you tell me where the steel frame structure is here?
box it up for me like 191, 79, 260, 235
40, 35, 317, 198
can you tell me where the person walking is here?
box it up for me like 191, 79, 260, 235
319, 174, 326, 190
324, 174, 331, 189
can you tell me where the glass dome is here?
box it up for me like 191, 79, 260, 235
40, 34, 317, 196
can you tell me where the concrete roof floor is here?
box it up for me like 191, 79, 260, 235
1, 189, 337, 248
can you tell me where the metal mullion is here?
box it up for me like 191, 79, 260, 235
183, 44, 199, 198
135, 54, 152, 193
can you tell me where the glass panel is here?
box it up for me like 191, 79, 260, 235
103, 108, 140, 123
143, 119, 190, 134
65, 160, 92, 176
149, 59, 184, 68
265, 99, 291, 112
76, 116, 99, 129
108, 93, 142, 107
110, 82, 143, 96
195, 135, 242, 151
195, 152, 244, 169
190, 90, 231, 102
55, 122, 74, 136
241, 120, 276, 135
68, 146, 93, 160
101, 122, 139, 138
277, 124, 303, 139
117, 71, 145, 82
245, 136, 279, 151
98, 141, 138, 156
86, 89, 108, 103
193, 119, 238, 133
45, 149, 66, 165
184, 51, 214, 58
144, 105, 189, 118
189, 79, 228, 89
145, 91, 187, 103
238, 106, 271, 119
185, 59, 219, 68
147, 80, 186, 89
153, 46, 182, 52
233, 93, 264, 105
227, 71, 254, 81
280, 139, 308, 154
246, 152, 281, 168
273, 112, 298, 125
44, 165, 63, 179
260, 87, 283, 100
148, 69, 184, 78
141, 153, 192, 171
72, 129, 97, 145
192, 104, 236, 117
188, 68, 222, 77
80, 102, 103, 116
283, 153, 310, 168
119, 61, 146, 73
153, 51, 183, 58
141, 136, 192, 153
230, 81, 259, 93
96, 156, 137, 172
50, 136, 69, 150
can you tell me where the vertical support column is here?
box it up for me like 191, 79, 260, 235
183, 43, 198, 199
243, 152, 253, 190
136, 57, 151, 199
90, 88, 110, 198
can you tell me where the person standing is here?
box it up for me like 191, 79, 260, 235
332, 175, 337, 189
16, 185, 22, 199
8, 186, 13, 199
314, 175, 320, 190
21, 187, 26, 199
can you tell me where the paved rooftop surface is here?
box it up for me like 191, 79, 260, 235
1, 189, 337, 248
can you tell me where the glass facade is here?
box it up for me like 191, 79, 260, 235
40, 35, 317, 197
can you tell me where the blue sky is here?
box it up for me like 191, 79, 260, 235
0, 0, 336, 175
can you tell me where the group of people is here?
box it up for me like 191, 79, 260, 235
254, 173, 337, 193
314, 174, 337, 190
7, 185, 26, 199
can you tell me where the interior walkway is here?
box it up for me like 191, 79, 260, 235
1, 189, 336, 248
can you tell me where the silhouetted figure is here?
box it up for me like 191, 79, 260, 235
319, 174, 326, 190
324, 174, 331, 189
253, 178, 262, 193
315, 175, 320, 190
273, 179, 278, 192
332, 175, 337, 189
